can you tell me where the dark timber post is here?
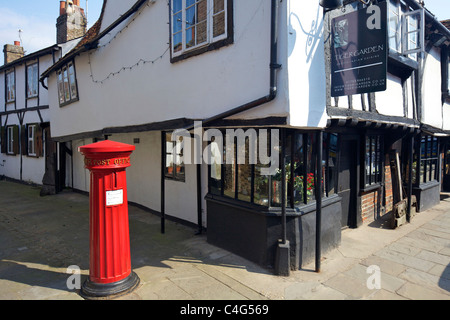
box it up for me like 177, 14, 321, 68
275, 128, 290, 276
161, 131, 166, 234
315, 131, 323, 273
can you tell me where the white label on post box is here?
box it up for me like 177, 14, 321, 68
106, 189, 124, 206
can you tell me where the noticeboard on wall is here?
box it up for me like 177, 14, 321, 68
331, 2, 387, 97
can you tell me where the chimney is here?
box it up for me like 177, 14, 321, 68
3, 41, 24, 65
56, 0, 87, 44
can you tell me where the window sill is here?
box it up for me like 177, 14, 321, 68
414, 180, 440, 191
170, 36, 233, 63
205, 193, 342, 217
165, 176, 185, 183
59, 97, 79, 108
388, 50, 418, 80
361, 183, 382, 193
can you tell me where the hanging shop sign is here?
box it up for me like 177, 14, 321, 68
331, 2, 387, 97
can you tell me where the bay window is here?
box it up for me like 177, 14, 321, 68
209, 130, 338, 208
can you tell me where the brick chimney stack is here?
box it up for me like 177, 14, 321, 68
3, 41, 24, 65
56, 0, 87, 44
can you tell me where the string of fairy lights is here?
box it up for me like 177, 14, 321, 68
88, 0, 170, 84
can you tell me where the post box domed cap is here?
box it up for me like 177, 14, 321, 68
78, 140, 135, 154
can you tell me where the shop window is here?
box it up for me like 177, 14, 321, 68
209, 130, 338, 208
170, 0, 233, 62
165, 132, 185, 182
419, 135, 439, 183
364, 135, 383, 187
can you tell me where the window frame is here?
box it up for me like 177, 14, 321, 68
56, 60, 79, 106
208, 129, 338, 209
6, 125, 18, 155
27, 124, 36, 157
417, 135, 439, 184
363, 135, 383, 189
388, 0, 424, 56
164, 131, 186, 182
170, 0, 233, 63
26, 63, 39, 99
5, 70, 15, 103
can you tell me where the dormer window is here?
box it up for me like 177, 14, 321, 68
170, 0, 233, 62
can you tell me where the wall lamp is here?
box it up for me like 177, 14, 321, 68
319, 0, 372, 10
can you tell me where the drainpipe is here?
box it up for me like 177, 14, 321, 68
407, 134, 414, 223
186, 0, 281, 234
186, 0, 281, 130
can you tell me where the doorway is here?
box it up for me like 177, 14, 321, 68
338, 137, 359, 228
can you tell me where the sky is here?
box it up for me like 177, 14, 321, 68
0, 0, 449, 65
0, 0, 103, 65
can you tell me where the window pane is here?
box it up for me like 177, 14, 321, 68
306, 133, 315, 202
173, 32, 182, 53
186, 27, 195, 48
27, 65, 38, 97
197, 0, 207, 21
173, 0, 182, 13
68, 63, 77, 99
237, 138, 251, 202
209, 139, 222, 196
213, 12, 226, 38
28, 126, 35, 155
214, 0, 224, 14
254, 164, 269, 206
57, 71, 65, 103
366, 137, 371, 185
197, 21, 207, 44
7, 72, 15, 101
173, 12, 182, 33
174, 136, 185, 180
63, 67, 70, 101
223, 143, 236, 198
328, 133, 338, 195
293, 133, 305, 205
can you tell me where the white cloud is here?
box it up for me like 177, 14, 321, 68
0, 7, 55, 64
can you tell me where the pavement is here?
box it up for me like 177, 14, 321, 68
0, 179, 449, 301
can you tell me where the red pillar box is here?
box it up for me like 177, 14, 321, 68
78, 140, 140, 299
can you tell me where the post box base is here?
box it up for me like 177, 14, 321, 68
80, 272, 140, 300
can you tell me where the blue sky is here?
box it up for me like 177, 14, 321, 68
0, 0, 449, 65
0, 0, 103, 64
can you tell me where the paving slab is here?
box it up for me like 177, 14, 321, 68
0, 180, 450, 301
